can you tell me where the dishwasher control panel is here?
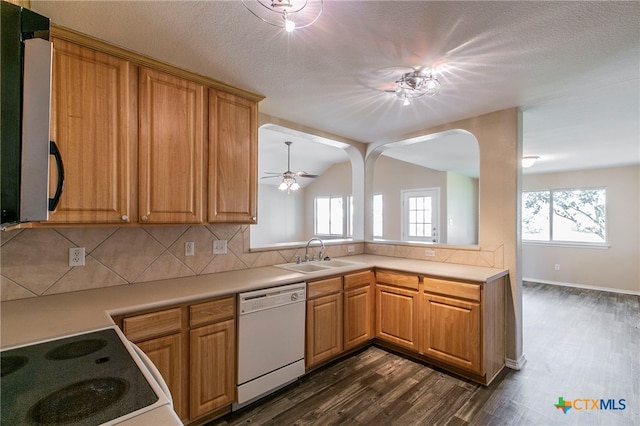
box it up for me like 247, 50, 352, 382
239, 283, 306, 314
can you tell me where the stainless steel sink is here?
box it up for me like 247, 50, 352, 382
274, 258, 363, 274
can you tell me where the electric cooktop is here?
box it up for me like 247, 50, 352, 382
1, 327, 162, 425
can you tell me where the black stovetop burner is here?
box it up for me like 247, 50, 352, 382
1, 328, 159, 425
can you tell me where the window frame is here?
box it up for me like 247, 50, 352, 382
522, 186, 608, 246
314, 195, 351, 238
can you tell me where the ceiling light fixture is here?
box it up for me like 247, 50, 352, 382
241, 0, 323, 33
522, 156, 540, 168
395, 69, 441, 105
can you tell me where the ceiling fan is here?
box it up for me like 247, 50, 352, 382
262, 141, 318, 192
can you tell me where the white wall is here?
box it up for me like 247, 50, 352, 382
250, 184, 306, 247
522, 165, 640, 293
446, 172, 479, 245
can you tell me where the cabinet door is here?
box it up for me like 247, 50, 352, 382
208, 90, 257, 223
343, 285, 372, 350
306, 293, 343, 368
139, 67, 205, 223
422, 293, 481, 374
375, 284, 419, 351
48, 38, 135, 223
190, 319, 235, 419
136, 334, 186, 421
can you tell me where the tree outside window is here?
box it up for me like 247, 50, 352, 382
522, 188, 606, 243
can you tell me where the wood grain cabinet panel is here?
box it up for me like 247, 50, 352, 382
344, 284, 372, 350
422, 293, 481, 374
48, 38, 135, 223
375, 283, 420, 351
208, 90, 257, 223
139, 67, 205, 223
135, 333, 186, 421
190, 319, 236, 419
306, 292, 343, 368
343, 270, 373, 350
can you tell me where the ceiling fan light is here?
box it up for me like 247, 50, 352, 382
278, 181, 289, 190
241, 0, 323, 32
290, 181, 300, 191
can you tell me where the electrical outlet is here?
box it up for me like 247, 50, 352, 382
347, 245, 355, 253
554, 264, 561, 271
69, 247, 85, 267
213, 240, 227, 255
185, 242, 195, 256
424, 249, 436, 257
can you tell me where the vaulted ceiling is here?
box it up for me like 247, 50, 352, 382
32, 1, 639, 177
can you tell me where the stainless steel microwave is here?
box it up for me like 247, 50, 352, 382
1, 1, 63, 230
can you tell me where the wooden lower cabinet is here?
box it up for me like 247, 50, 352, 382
117, 295, 236, 424
343, 271, 373, 350
374, 270, 421, 352
374, 270, 505, 385
375, 284, 420, 351
306, 286, 343, 368
135, 333, 185, 419
421, 293, 481, 374
190, 319, 235, 419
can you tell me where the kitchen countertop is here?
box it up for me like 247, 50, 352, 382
1, 254, 507, 349
1, 254, 506, 425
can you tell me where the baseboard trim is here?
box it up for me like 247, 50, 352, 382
505, 354, 527, 370
523, 278, 640, 296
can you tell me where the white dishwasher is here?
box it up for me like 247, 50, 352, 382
235, 282, 306, 410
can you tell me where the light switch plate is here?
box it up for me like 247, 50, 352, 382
213, 240, 227, 255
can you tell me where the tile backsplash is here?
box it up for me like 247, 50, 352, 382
1, 226, 502, 302
0, 226, 363, 301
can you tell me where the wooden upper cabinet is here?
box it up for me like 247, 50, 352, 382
208, 90, 257, 223
139, 67, 206, 223
48, 38, 135, 223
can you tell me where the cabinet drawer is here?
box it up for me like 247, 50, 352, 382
190, 296, 236, 328
344, 270, 371, 290
375, 270, 419, 290
307, 276, 342, 299
123, 307, 182, 342
423, 277, 481, 301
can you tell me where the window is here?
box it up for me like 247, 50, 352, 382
522, 187, 606, 243
401, 188, 439, 242
373, 194, 383, 238
315, 195, 351, 237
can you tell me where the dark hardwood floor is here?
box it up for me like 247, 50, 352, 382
209, 283, 639, 425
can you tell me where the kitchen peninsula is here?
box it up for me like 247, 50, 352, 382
1, 254, 507, 425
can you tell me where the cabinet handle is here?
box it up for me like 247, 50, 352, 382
121, 215, 129, 221
141, 215, 148, 222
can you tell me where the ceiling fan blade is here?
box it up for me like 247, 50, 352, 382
294, 172, 319, 178
263, 171, 283, 175
260, 175, 282, 179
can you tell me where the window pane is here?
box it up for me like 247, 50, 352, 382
522, 191, 550, 241
330, 197, 343, 235
316, 197, 330, 235
373, 194, 383, 237
552, 189, 606, 243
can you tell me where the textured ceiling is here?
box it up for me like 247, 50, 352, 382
32, 1, 640, 176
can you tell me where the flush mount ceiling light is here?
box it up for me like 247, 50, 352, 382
241, 0, 323, 33
522, 156, 540, 168
395, 69, 441, 106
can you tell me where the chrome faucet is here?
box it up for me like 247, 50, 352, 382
305, 238, 325, 262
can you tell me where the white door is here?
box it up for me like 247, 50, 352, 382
402, 188, 440, 243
